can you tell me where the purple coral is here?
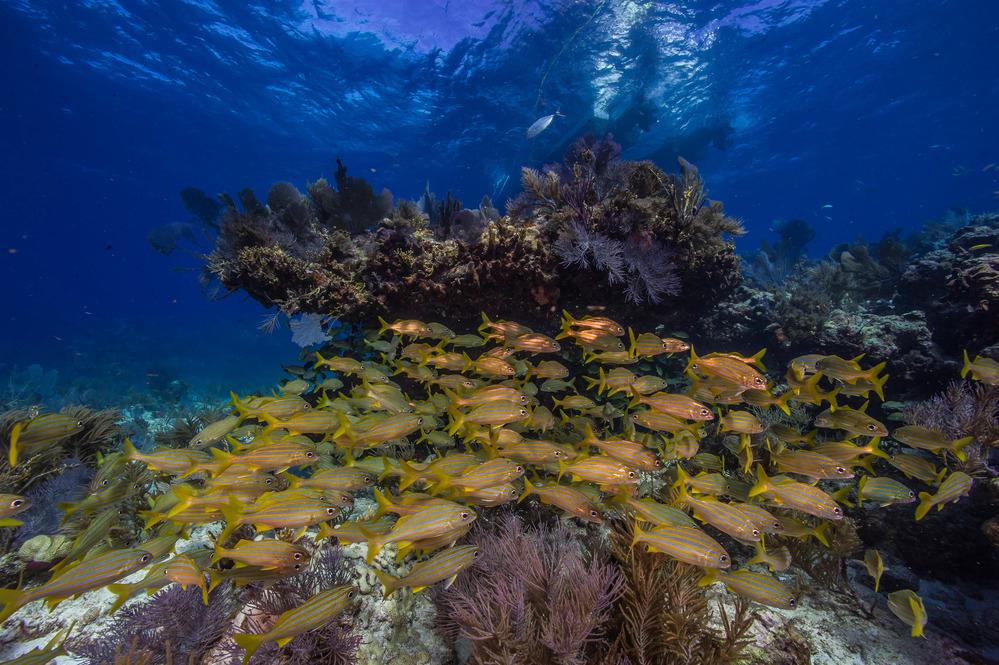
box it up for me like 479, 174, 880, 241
434, 513, 623, 665
904, 380, 999, 476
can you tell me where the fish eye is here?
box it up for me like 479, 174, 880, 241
719, 554, 729, 563
754, 377, 764, 386
77, 420, 84, 427
752, 529, 760, 538
140, 554, 151, 563
515, 465, 524, 473
699, 409, 710, 417
326, 507, 336, 515
833, 507, 843, 516
306, 452, 316, 458
519, 395, 528, 403
553, 450, 562, 458
908, 491, 915, 498
472, 550, 480, 558
553, 342, 561, 350
417, 417, 424, 425
364, 476, 374, 485
11, 499, 23, 508
835, 467, 847, 475
867, 424, 877, 431
101, 479, 110, 486
294, 552, 303, 560
464, 381, 473, 388
773, 521, 782, 530
589, 510, 599, 517
788, 597, 797, 608
460, 511, 470, 520
519, 409, 527, 416
347, 590, 356, 598
627, 471, 637, 479
265, 478, 274, 485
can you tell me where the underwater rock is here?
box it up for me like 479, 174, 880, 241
898, 214, 999, 356
16, 535, 71, 565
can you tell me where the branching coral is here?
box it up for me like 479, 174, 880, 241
604, 520, 755, 665
434, 513, 623, 665
904, 380, 999, 477
67, 584, 239, 665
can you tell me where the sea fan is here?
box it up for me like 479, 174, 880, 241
554, 221, 625, 284
290, 313, 333, 348
621, 235, 681, 305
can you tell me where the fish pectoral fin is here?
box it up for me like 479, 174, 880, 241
291, 526, 308, 542
411, 585, 427, 593
443, 574, 458, 590
275, 636, 295, 648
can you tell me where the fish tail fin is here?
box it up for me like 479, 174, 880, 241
627, 327, 637, 358
0, 588, 27, 624
373, 487, 396, 517
697, 568, 721, 587
774, 391, 792, 416
950, 436, 974, 462
914, 492, 934, 521
752, 347, 768, 371
866, 362, 888, 400
909, 598, 925, 638
106, 584, 133, 614
869, 437, 890, 460
165, 484, 198, 519
7, 420, 24, 467
598, 367, 608, 395
582, 373, 600, 392
377, 316, 390, 336
397, 460, 426, 492
234, 632, 264, 665
556, 456, 567, 484
747, 540, 767, 567
748, 464, 771, 498
631, 522, 645, 549
446, 404, 464, 437
217, 497, 242, 545
312, 351, 328, 370
812, 522, 831, 548
961, 350, 971, 379
831, 485, 855, 509
229, 391, 252, 422
519, 476, 536, 503
123, 437, 139, 461
372, 568, 399, 599
359, 527, 386, 564
333, 412, 352, 441
477, 312, 491, 334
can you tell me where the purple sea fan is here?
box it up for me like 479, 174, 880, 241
433, 513, 624, 665
554, 221, 625, 284
621, 232, 681, 305
904, 380, 999, 476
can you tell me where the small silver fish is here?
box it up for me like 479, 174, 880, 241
526, 111, 564, 139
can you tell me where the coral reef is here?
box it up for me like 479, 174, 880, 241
703, 213, 999, 398
203, 138, 743, 328
433, 513, 623, 665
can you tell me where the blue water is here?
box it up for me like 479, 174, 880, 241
2, 0, 998, 400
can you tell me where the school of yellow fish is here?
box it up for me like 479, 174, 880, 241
3, 309, 995, 659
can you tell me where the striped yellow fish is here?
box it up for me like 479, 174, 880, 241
915, 471, 972, 520
520, 477, 604, 523
163, 554, 209, 604
814, 405, 888, 437
479, 313, 531, 340
528, 360, 570, 379
0, 548, 153, 622
509, 332, 561, 353
8, 413, 83, 467
687, 347, 768, 391
378, 317, 432, 338
749, 466, 844, 520
188, 414, 239, 447
611, 494, 696, 528
892, 425, 973, 461
864, 549, 884, 592
218, 497, 340, 543
558, 455, 638, 488
234, 585, 356, 664
361, 503, 476, 564
429, 458, 524, 494
630, 392, 713, 421
632, 524, 730, 568
560, 310, 625, 337
49, 507, 119, 574
446, 401, 527, 434
373, 544, 478, 598
212, 538, 310, 570
699, 568, 796, 609
887, 589, 927, 638
961, 351, 999, 385
747, 541, 792, 572
773, 449, 853, 480
858, 476, 915, 507
886, 450, 940, 484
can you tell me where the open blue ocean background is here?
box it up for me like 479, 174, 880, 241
2, 0, 998, 404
